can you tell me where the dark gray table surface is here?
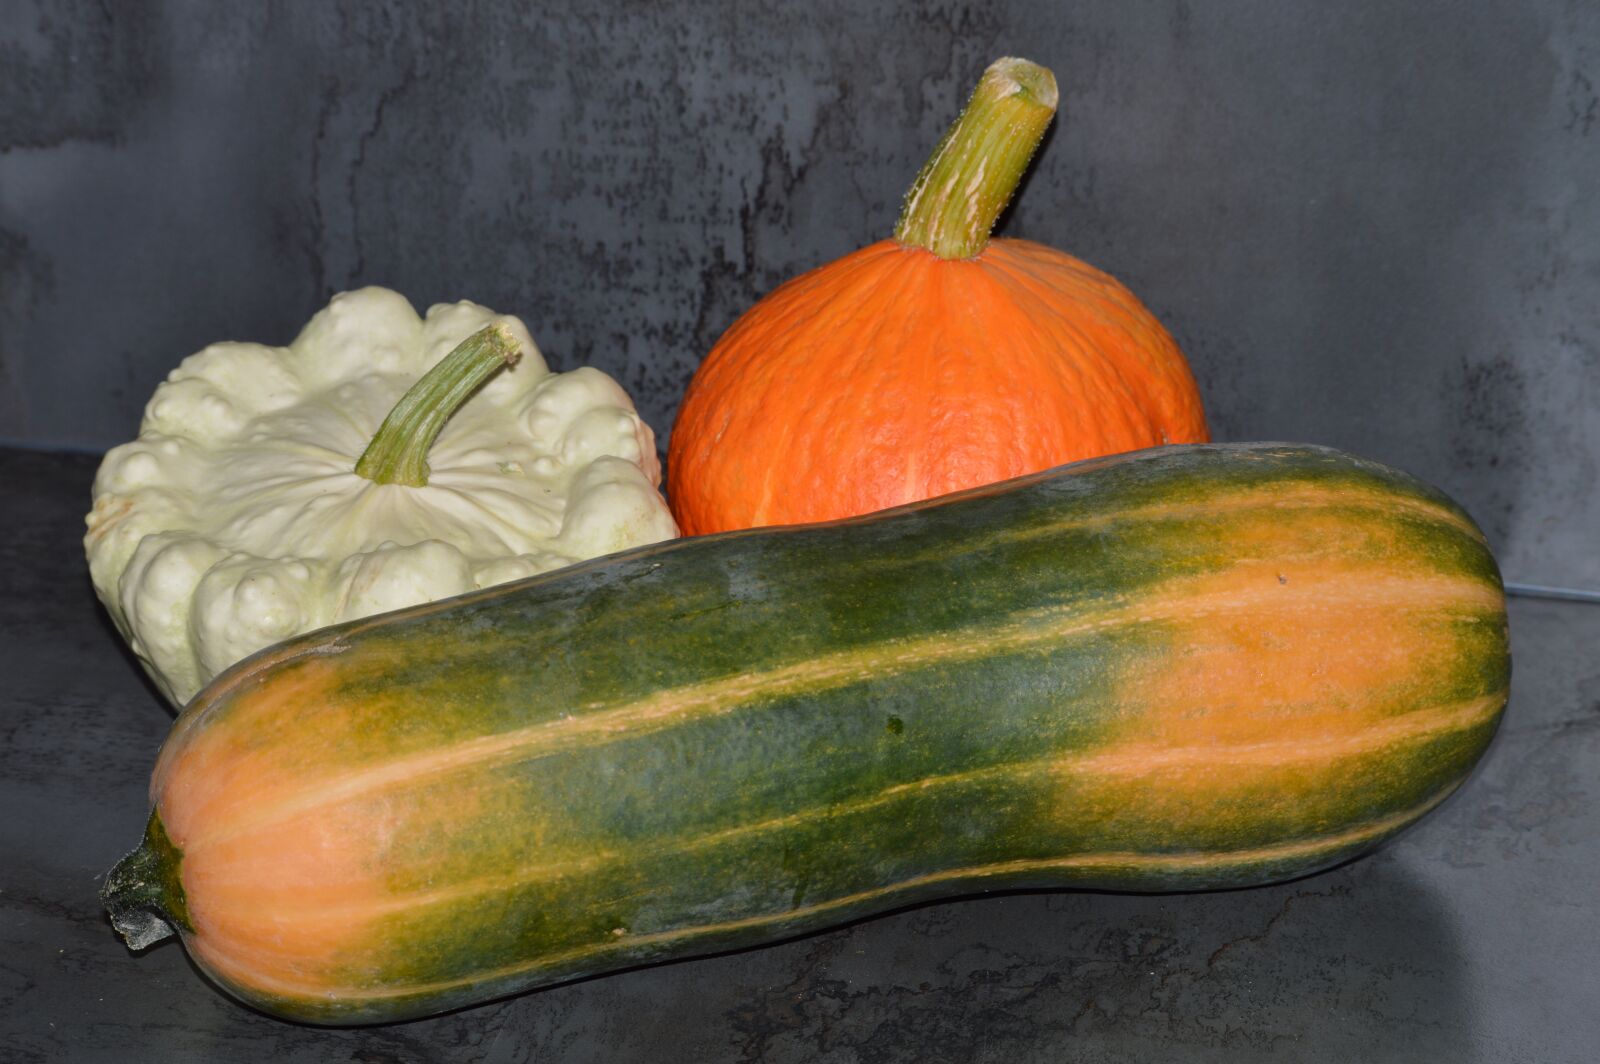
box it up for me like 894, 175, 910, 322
3, 446, 1596, 1063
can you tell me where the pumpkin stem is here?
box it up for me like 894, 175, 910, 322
894, 57, 1059, 260
103, 812, 191, 950
355, 323, 522, 487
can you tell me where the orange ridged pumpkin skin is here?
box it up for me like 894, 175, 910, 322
667, 238, 1208, 535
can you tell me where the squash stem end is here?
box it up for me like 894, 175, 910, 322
355, 322, 522, 488
103, 812, 190, 951
893, 56, 1059, 260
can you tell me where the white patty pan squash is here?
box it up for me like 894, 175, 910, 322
86, 286, 679, 707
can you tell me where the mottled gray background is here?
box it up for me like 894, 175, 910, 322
4, 6, 1600, 1061
2, 0, 1597, 589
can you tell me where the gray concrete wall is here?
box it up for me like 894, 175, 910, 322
3, 1, 1596, 586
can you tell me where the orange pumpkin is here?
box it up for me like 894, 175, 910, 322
668, 58, 1209, 535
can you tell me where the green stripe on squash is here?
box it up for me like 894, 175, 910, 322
103, 442, 1509, 1024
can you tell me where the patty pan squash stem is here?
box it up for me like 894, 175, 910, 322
355, 323, 522, 487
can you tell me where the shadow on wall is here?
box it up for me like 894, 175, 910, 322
463, 854, 1477, 1063
1285, 153, 1540, 576
1116, 4, 1558, 584
800, 856, 1477, 1063
1047, 858, 1473, 1063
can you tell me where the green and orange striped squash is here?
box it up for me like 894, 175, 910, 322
103, 443, 1509, 1025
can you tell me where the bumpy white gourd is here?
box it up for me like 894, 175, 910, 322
86, 287, 678, 706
